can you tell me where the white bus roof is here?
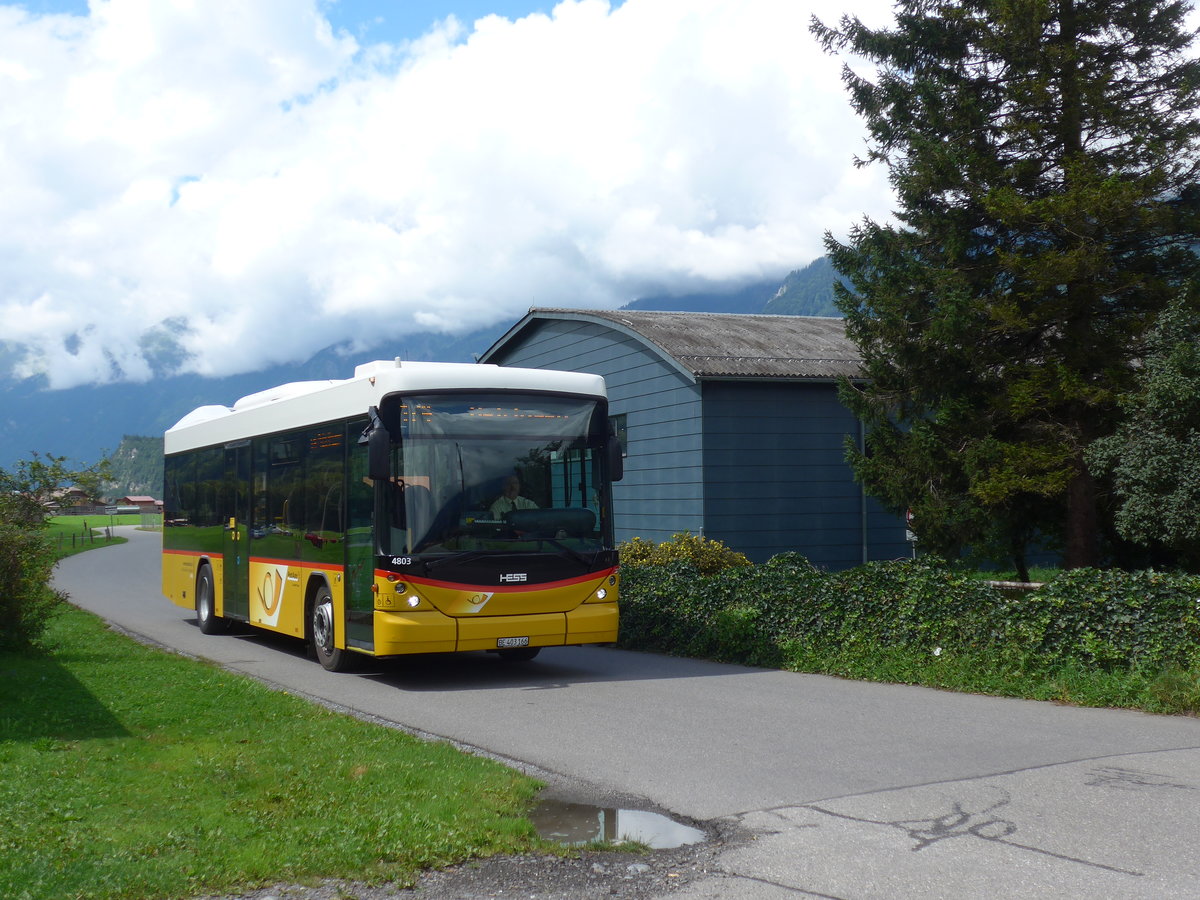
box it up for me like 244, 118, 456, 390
164, 359, 608, 454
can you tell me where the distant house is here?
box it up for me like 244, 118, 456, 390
119, 495, 160, 512
47, 486, 93, 511
479, 309, 909, 569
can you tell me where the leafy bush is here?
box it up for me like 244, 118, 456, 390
1086, 297, 1200, 572
0, 453, 110, 652
617, 553, 1200, 711
0, 525, 67, 651
618, 532, 751, 576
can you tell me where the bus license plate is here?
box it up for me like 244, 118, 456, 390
497, 636, 529, 648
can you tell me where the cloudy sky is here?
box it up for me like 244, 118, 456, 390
1, 0, 896, 388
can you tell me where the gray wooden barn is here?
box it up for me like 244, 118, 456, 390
479, 309, 909, 569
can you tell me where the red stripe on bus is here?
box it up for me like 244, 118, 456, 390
246, 557, 346, 573
165, 549, 346, 576
162, 549, 219, 559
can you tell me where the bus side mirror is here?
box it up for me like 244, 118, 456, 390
607, 436, 624, 482
368, 427, 390, 482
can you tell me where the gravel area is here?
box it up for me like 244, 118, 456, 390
195, 833, 729, 900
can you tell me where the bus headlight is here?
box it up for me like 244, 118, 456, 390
407, 595, 421, 609
595, 588, 607, 600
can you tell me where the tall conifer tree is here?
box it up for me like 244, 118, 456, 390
813, 0, 1200, 573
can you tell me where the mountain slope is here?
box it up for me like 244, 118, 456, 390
764, 256, 847, 317
102, 435, 164, 499
622, 278, 782, 313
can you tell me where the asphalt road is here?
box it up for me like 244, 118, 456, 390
58, 528, 1200, 898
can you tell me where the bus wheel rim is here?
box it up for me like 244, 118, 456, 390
198, 575, 211, 622
314, 600, 334, 653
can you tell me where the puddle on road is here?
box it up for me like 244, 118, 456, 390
530, 799, 706, 848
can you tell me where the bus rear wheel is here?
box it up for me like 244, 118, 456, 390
196, 565, 226, 635
311, 585, 352, 672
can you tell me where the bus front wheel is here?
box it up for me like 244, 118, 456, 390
311, 585, 352, 672
196, 565, 225, 635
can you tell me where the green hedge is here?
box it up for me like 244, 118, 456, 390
617, 554, 1200, 709
1005, 567, 1200, 671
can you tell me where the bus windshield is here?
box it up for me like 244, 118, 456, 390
377, 392, 613, 562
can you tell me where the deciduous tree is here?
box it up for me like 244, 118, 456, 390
1088, 296, 1200, 570
0, 452, 109, 527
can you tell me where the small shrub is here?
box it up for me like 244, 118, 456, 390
0, 526, 67, 652
618, 532, 751, 575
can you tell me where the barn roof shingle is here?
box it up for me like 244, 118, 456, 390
498, 309, 862, 380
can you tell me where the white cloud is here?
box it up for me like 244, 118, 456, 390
0, 0, 895, 387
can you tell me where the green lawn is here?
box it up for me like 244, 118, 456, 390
0, 607, 544, 900
49, 514, 148, 529
45, 516, 136, 559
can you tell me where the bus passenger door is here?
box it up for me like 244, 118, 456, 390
222, 442, 251, 620
344, 426, 375, 651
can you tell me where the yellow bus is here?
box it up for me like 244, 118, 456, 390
162, 359, 623, 671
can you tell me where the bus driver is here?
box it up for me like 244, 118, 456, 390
489, 475, 538, 518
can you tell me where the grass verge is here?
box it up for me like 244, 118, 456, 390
0, 607, 543, 900
45, 516, 135, 559
783, 643, 1200, 714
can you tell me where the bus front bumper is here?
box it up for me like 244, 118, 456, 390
373, 602, 618, 656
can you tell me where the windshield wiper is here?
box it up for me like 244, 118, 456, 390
541, 539, 596, 568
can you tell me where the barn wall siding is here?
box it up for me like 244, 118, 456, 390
700, 380, 907, 567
